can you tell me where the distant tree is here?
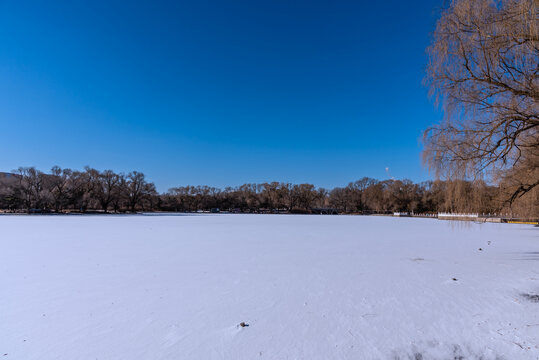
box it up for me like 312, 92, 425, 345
260, 182, 279, 210
315, 188, 329, 208
420, 181, 444, 212
237, 184, 259, 212
86, 168, 121, 213
124, 171, 156, 212
290, 184, 317, 212
0, 174, 21, 210
64, 170, 93, 212
14, 167, 45, 211
329, 187, 349, 212
111, 174, 127, 212
48, 166, 72, 212
363, 180, 384, 212
347, 177, 378, 212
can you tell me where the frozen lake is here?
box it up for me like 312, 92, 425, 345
1, 214, 538, 359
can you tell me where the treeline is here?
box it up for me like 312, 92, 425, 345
0, 167, 158, 213
0, 166, 537, 217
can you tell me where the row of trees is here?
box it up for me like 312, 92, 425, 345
0, 167, 157, 213
0, 166, 536, 217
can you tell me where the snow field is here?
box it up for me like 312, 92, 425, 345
0, 214, 538, 359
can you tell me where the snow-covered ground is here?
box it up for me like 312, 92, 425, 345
1, 214, 538, 359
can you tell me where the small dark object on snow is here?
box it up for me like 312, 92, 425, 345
239, 322, 249, 327
452, 278, 458, 281
521, 293, 539, 303
479, 248, 483, 251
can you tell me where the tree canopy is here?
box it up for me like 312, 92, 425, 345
423, 0, 538, 209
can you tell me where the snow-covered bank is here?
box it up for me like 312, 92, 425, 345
1, 215, 538, 359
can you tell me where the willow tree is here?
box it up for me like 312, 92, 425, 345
423, 0, 538, 213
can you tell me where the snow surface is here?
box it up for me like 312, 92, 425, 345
1, 214, 538, 359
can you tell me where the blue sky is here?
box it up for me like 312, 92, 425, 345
0, 0, 444, 191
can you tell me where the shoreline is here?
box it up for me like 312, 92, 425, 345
0, 210, 537, 225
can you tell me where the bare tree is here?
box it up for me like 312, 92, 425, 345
329, 187, 349, 212
347, 177, 378, 212
124, 171, 156, 212
111, 173, 126, 212
14, 167, 45, 212
87, 168, 121, 213
290, 184, 318, 212
49, 166, 72, 212
66, 170, 93, 212
424, 0, 538, 212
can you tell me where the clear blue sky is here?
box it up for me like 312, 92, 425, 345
0, 0, 444, 192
